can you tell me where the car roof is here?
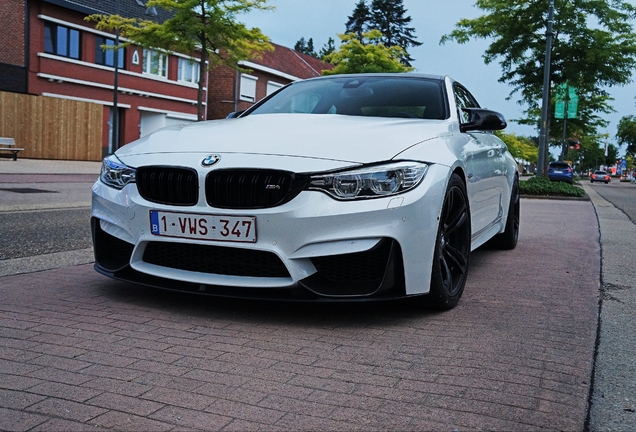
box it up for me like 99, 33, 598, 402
302, 72, 446, 83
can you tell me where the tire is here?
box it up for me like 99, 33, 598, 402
426, 173, 471, 310
489, 176, 520, 250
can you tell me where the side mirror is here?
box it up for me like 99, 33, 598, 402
226, 110, 245, 119
460, 108, 507, 132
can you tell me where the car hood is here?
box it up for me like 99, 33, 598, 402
116, 114, 454, 165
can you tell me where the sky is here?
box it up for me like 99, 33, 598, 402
240, 0, 636, 153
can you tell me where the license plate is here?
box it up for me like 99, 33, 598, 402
150, 211, 256, 243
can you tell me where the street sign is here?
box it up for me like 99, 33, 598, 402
554, 83, 578, 119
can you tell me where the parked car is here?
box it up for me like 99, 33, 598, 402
92, 73, 520, 310
547, 161, 574, 184
591, 170, 611, 184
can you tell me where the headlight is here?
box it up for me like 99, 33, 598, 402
308, 162, 428, 200
100, 155, 136, 189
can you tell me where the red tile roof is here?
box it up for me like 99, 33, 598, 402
249, 42, 333, 79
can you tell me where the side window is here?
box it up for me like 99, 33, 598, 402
240, 74, 258, 102
95, 36, 124, 68
454, 84, 480, 123
142, 49, 168, 78
44, 22, 80, 59
266, 80, 284, 96
178, 58, 200, 84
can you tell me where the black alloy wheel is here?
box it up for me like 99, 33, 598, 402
427, 173, 471, 310
489, 176, 520, 250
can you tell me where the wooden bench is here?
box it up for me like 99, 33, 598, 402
0, 137, 24, 161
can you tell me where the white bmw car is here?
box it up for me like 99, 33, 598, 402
91, 73, 519, 309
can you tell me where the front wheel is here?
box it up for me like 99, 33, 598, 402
488, 176, 520, 250
426, 173, 471, 310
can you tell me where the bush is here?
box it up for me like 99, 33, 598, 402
520, 176, 586, 197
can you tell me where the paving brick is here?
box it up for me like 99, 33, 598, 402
149, 405, 232, 430
86, 392, 164, 416
140, 386, 213, 410
27, 381, 103, 403
27, 353, 93, 372
28, 397, 108, 423
0, 407, 48, 431
91, 410, 173, 431
0, 388, 47, 410
31, 417, 109, 431
80, 376, 153, 398
0, 199, 601, 429
27, 367, 93, 386
206, 399, 285, 425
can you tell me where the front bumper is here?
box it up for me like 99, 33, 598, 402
91, 164, 449, 300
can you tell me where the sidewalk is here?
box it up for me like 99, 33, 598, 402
0, 159, 633, 430
0, 158, 102, 175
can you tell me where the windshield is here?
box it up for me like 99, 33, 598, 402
247, 76, 447, 120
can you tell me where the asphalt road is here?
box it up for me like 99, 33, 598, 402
0, 208, 91, 260
588, 180, 636, 222
0, 176, 95, 276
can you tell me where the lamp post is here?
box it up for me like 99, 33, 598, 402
537, 0, 555, 178
112, 0, 121, 154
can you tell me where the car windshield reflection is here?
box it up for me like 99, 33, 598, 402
248, 76, 447, 120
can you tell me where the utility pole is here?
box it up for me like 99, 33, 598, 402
538, 0, 555, 177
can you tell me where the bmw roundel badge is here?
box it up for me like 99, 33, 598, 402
201, 155, 221, 167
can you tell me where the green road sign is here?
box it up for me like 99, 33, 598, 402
554, 83, 578, 119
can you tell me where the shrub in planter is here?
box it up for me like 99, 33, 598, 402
520, 176, 586, 197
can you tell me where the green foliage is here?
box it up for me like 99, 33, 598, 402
519, 176, 585, 197
441, 0, 636, 136
322, 30, 413, 75
496, 131, 538, 164
345, 0, 371, 39
87, 0, 273, 121
616, 115, 636, 156
319, 37, 336, 60
344, 0, 421, 66
294, 37, 316, 57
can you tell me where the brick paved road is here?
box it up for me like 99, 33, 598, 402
0, 199, 600, 431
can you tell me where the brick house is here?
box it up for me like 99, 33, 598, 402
0, 0, 332, 159
2, 0, 203, 158
207, 43, 333, 120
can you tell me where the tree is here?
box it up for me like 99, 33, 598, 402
87, 0, 273, 121
322, 30, 413, 75
319, 37, 336, 60
496, 132, 538, 165
616, 115, 636, 157
344, 0, 421, 66
345, 0, 371, 40
368, 0, 421, 66
441, 0, 636, 136
294, 37, 317, 57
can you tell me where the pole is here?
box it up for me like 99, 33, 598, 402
113, 27, 119, 153
538, 0, 555, 177
112, 0, 120, 153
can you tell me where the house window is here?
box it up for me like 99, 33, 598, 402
178, 58, 200, 84
44, 22, 80, 59
95, 36, 124, 68
240, 74, 258, 102
266, 81, 284, 96
142, 49, 168, 78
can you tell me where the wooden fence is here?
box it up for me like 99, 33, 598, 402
0, 91, 103, 161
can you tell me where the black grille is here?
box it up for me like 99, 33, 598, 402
311, 239, 393, 284
205, 169, 306, 209
143, 242, 290, 278
137, 167, 199, 206
92, 218, 135, 271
